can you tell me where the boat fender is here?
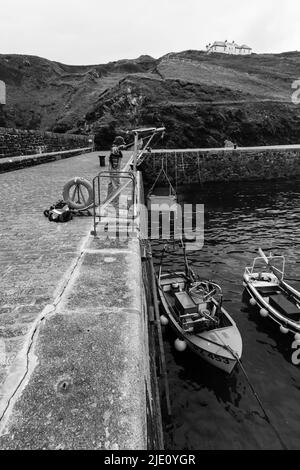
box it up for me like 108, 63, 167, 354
243, 282, 247, 288
260, 309, 268, 318
160, 315, 169, 326
250, 298, 257, 306
295, 333, 300, 342
175, 339, 187, 352
280, 326, 289, 335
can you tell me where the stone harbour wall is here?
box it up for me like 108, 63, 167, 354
0, 127, 92, 159
139, 146, 300, 185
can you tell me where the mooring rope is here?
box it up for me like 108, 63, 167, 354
175, 152, 178, 192
224, 345, 289, 451
181, 152, 185, 175
165, 157, 168, 187
195, 328, 288, 450
197, 155, 203, 188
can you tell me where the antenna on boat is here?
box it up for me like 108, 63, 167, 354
180, 238, 196, 282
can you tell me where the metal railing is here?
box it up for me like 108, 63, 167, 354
91, 171, 136, 237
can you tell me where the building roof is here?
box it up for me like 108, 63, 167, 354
212, 41, 226, 47
209, 41, 252, 51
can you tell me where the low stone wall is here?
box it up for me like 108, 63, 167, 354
0, 148, 93, 173
0, 127, 92, 159
139, 146, 300, 185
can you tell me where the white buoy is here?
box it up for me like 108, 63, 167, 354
250, 298, 257, 306
160, 315, 169, 326
295, 333, 300, 341
280, 326, 289, 335
175, 339, 187, 352
260, 308, 268, 318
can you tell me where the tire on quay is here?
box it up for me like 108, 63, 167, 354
63, 177, 94, 210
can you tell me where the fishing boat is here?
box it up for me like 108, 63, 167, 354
243, 249, 300, 340
157, 243, 243, 374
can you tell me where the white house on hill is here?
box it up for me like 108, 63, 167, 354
206, 41, 252, 55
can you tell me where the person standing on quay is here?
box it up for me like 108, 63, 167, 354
107, 136, 126, 209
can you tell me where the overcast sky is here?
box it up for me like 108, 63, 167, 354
0, 0, 299, 65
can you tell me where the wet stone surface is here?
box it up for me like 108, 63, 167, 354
0, 150, 147, 451
0, 238, 146, 450
0, 151, 118, 394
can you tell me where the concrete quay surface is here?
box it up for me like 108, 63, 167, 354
0, 151, 149, 449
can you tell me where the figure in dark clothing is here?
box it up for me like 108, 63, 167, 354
107, 136, 126, 208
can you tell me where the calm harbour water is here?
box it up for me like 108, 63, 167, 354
151, 178, 300, 450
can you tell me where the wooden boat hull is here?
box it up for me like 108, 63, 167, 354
180, 327, 240, 374
159, 273, 243, 374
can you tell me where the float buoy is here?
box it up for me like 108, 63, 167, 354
295, 333, 300, 341
63, 177, 93, 210
250, 298, 257, 306
160, 315, 169, 326
280, 326, 289, 335
260, 308, 268, 318
175, 339, 187, 352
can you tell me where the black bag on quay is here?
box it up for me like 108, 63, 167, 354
44, 200, 73, 223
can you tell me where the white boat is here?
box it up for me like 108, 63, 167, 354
243, 249, 300, 339
158, 253, 243, 374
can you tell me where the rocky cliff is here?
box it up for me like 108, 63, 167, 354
1, 50, 300, 148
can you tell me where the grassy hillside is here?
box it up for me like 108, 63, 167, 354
0, 53, 156, 131
1, 50, 300, 148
